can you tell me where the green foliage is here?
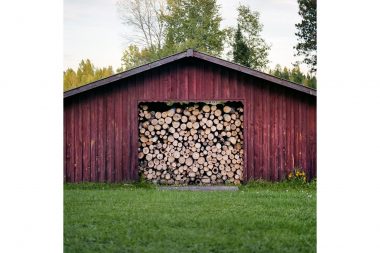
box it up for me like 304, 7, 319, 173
229, 5, 270, 70
63, 59, 115, 91
270, 64, 317, 88
295, 0, 317, 73
65, 186, 316, 252
232, 24, 250, 67
162, 0, 226, 56
76, 59, 95, 86
63, 68, 78, 91
242, 178, 316, 191
120, 0, 227, 69
287, 168, 307, 184
121, 44, 161, 71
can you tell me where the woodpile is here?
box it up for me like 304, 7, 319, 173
138, 102, 244, 185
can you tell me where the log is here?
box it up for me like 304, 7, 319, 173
223, 106, 232, 113
165, 117, 172, 124
192, 152, 200, 160
202, 105, 210, 113
181, 115, 188, 123
189, 115, 197, 122
173, 114, 181, 121
185, 157, 193, 166
224, 114, 231, 122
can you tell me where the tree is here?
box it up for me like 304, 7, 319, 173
63, 68, 78, 91
229, 5, 270, 70
269, 64, 317, 88
290, 65, 304, 84
306, 74, 316, 89
94, 66, 114, 80
76, 59, 95, 86
273, 64, 282, 78
294, 0, 317, 73
63, 60, 115, 91
282, 67, 290, 80
163, 0, 226, 56
121, 44, 157, 70
117, 0, 167, 58
232, 24, 250, 67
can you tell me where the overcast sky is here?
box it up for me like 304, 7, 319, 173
64, 0, 304, 71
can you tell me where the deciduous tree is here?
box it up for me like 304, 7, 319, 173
117, 0, 167, 57
294, 0, 317, 73
163, 0, 226, 56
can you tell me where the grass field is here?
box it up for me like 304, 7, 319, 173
64, 181, 316, 253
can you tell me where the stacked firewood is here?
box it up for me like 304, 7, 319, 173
138, 102, 244, 185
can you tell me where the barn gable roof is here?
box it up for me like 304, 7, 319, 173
64, 49, 316, 98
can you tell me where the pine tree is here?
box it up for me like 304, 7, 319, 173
282, 67, 290, 80
233, 5, 270, 70
273, 64, 282, 78
232, 25, 250, 67
290, 65, 304, 84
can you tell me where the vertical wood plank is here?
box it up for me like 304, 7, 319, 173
183, 63, 189, 100
301, 96, 307, 173
126, 78, 134, 180
229, 70, 237, 98
114, 85, 123, 182
254, 82, 262, 179
178, 63, 187, 100
90, 93, 97, 181
269, 86, 275, 180
143, 69, 150, 100
121, 81, 129, 181
246, 76, 254, 180
74, 97, 83, 182
280, 88, 286, 180
82, 95, 91, 182
220, 68, 229, 98
290, 92, 295, 170
65, 101, 74, 182
170, 63, 178, 100
263, 83, 270, 180
64, 102, 68, 182
188, 61, 196, 99
106, 87, 115, 182
196, 61, 204, 99
277, 88, 282, 180
214, 65, 221, 98
97, 92, 106, 182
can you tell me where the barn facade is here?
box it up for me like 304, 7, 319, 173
64, 49, 316, 183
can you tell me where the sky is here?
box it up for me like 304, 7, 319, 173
64, 0, 305, 72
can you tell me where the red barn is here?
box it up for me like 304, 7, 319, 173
64, 49, 316, 183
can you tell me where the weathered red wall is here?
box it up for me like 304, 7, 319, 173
64, 58, 316, 182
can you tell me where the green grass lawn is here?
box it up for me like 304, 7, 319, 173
64, 182, 316, 253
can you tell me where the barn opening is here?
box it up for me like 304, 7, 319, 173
138, 101, 244, 185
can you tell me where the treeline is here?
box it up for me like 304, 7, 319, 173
269, 65, 316, 89
63, 60, 114, 91
64, 0, 316, 91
